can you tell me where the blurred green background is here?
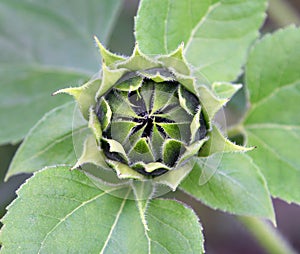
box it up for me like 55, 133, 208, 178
1, 0, 299, 253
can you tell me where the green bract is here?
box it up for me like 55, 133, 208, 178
55, 38, 251, 190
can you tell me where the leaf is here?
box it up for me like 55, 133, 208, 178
244, 26, 300, 204
0, 0, 122, 144
0, 66, 88, 145
5, 102, 88, 180
146, 199, 204, 254
184, 0, 267, 82
135, 0, 267, 83
0, 166, 204, 254
135, 0, 211, 55
0, 0, 122, 71
180, 153, 275, 221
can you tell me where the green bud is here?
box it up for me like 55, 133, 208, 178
96, 68, 207, 177
55, 38, 252, 191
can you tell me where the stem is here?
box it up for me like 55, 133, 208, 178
238, 216, 297, 254
268, 0, 300, 27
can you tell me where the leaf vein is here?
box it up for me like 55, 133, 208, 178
99, 189, 131, 254
247, 130, 299, 171
163, 0, 171, 53
151, 240, 172, 254
216, 170, 269, 212
246, 123, 300, 130
184, 2, 221, 53
147, 213, 193, 253
251, 79, 300, 109
37, 187, 125, 253
23, 126, 87, 164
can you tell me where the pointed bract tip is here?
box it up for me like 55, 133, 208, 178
70, 164, 79, 171
52, 87, 81, 98
177, 42, 185, 52
51, 88, 68, 96
168, 43, 185, 58
133, 43, 142, 56
93, 35, 99, 41
94, 36, 125, 67
94, 35, 103, 49
243, 145, 256, 152
133, 42, 151, 58
235, 83, 243, 89
94, 35, 105, 54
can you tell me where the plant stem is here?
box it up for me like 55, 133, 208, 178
238, 216, 297, 254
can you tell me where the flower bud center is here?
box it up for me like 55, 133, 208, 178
96, 69, 207, 176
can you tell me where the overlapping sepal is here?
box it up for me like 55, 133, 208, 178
53, 78, 101, 119
55, 38, 252, 191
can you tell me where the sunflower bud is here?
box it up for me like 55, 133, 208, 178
54, 38, 251, 191
96, 68, 207, 177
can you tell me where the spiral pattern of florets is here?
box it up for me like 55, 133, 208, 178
96, 68, 207, 177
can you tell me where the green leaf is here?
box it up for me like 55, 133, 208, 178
0, 166, 204, 254
0, 0, 122, 144
135, 0, 211, 55
0, 0, 122, 71
244, 26, 300, 204
146, 199, 204, 254
135, 0, 266, 83
180, 153, 275, 221
0, 66, 88, 145
5, 103, 88, 180
184, 0, 267, 82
